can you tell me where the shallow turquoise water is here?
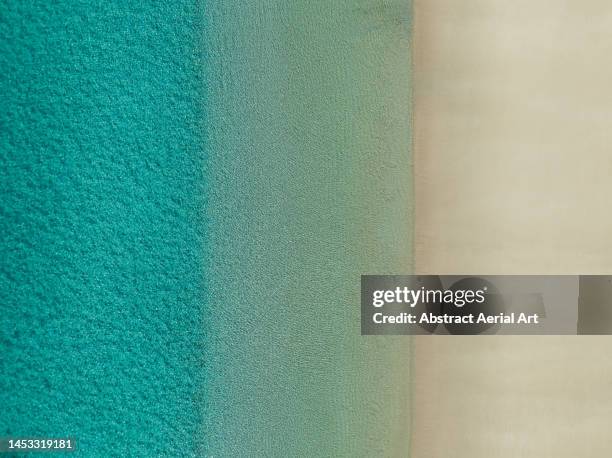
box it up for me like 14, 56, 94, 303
201, 1, 414, 456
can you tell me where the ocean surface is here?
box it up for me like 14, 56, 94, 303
1, 1, 414, 456
1, 2, 206, 455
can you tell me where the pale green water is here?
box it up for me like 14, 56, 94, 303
202, 1, 415, 455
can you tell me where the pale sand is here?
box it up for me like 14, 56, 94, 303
413, 1, 612, 456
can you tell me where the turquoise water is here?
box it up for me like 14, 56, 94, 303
1, 2, 206, 455
2, 1, 415, 456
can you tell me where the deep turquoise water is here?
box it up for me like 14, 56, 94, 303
1, 2, 206, 455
